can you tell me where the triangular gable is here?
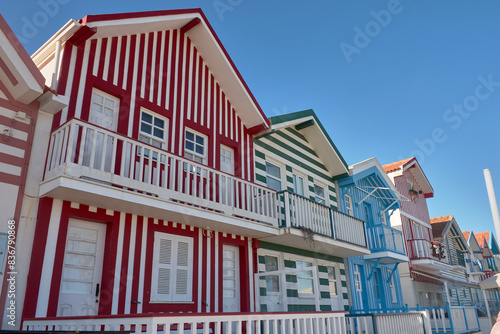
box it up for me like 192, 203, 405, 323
340, 157, 401, 212
54, 9, 269, 132
465, 231, 482, 253
383, 157, 434, 198
266, 109, 349, 178
0, 14, 45, 104
431, 216, 468, 252
490, 233, 500, 255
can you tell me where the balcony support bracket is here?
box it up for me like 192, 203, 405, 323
367, 258, 381, 280
386, 263, 399, 283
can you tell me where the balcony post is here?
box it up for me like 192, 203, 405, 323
329, 208, 335, 240
283, 191, 291, 228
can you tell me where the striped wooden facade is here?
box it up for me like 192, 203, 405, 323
23, 198, 258, 318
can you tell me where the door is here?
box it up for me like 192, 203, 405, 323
220, 146, 234, 205
353, 265, 365, 310
373, 268, 384, 309
57, 219, 106, 316
89, 89, 119, 131
222, 245, 240, 312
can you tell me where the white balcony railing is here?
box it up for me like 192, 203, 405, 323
346, 311, 432, 334
278, 191, 367, 248
45, 119, 278, 226
23, 311, 346, 333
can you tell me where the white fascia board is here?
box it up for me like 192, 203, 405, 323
400, 211, 432, 229
31, 20, 81, 66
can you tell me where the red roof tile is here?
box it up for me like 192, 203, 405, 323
382, 158, 413, 173
430, 215, 453, 239
475, 232, 490, 248
462, 231, 471, 242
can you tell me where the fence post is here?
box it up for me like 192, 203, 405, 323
447, 303, 455, 334
371, 314, 378, 334
329, 208, 335, 239
283, 191, 290, 228
463, 305, 469, 331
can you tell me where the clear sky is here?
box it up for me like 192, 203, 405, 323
2, 1, 500, 236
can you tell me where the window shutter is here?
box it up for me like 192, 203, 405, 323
151, 232, 193, 302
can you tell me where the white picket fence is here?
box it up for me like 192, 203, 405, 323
346, 311, 432, 334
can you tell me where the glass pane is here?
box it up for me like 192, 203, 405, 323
266, 163, 280, 178
223, 269, 235, 278
186, 131, 194, 141
266, 177, 281, 192
67, 227, 98, 241
65, 254, 96, 268
195, 145, 204, 154
153, 127, 163, 139
141, 123, 152, 134
104, 98, 114, 108
314, 185, 324, 197
61, 281, 92, 295
329, 281, 338, 295
298, 278, 314, 294
94, 95, 103, 104
264, 256, 278, 271
223, 260, 235, 269
195, 135, 204, 145
67, 240, 97, 254
328, 266, 336, 280
103, 107, 113, 117
142, 112, 152, 123
91, 103, 102, 113
223, 251, 235, 259
223, 280, 235, 289
154, 117, 164, 128
266, 275, 279, 292
223, 289, 235, 298
185, 141, 194, 151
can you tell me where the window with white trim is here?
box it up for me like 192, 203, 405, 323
220, 145, 234, 175
296, 260, 314, 296
313, 184, 326, 204
184, 129, 207, 164
292, 173, 305, 196
388, 269, 397, 303
151, 232, 193, 302
90, 89, 119, 131
139, 109, 167, 149
264, 255, 280, 293
265, 162, 282, 191
327, 265, 339, 296
345, 194, 353, 216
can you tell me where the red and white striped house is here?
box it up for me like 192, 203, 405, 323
11, 9, 351, 333
0, 13, 66, 329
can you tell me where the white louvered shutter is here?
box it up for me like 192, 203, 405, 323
151, 232, 193, 302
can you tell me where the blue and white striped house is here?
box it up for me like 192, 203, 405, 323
337, 158, 408, 313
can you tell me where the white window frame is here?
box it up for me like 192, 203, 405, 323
151, 232, 194, 303
220, 145, 234, 175
90, 88, 120, 131
296, 259, 315, 298
292, 172, 305, 196
184, 129, 207, 164
345, 194, 354, 216
313, 183, 326, 205
326, 264, 340, 297
388, 269, 398, 303
265, 161, 282, 192
138, 108, 168, 149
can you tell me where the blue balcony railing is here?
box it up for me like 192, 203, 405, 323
366, 224, 405, 255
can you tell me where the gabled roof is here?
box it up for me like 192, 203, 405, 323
463, 231, 483, 253
31, 9, 269, 131
267, 109, 349, 178
383, 157, 434, 198
339, 157, 401, 211
462, 231, 471, 242
430, 215, 468, 251
475, 231, 490, 249
0, 14, 45, 103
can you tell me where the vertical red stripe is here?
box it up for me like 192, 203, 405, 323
160, 30, 169, 110
107, 37, 118, 83
173, 31, 184, 156
210, 232, 216, 312
117, 36, 127, 89
97, 38, 108, 79
152, 31, 162, 105
144, 32, 154, 100
64, 45, 85, 122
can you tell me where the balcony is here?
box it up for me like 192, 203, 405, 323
407, 239, 451, 273
41, 119, 278, 238
260, 191, 369, 257
363, 225, 408, 264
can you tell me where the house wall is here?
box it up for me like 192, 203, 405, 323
23, 198, 258, 318
396, 170, 431, 223
254, 127, 338, 209
52, 28, 255, 181
257, 242, 349, 312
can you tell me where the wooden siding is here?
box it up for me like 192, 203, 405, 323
254, 128, 338, 209
23, 198, 258, 318
396, 170, 431, 223
54, 30, 255, 181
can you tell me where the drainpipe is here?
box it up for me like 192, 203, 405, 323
484, 169, 500, 246
51, 40, 62, 91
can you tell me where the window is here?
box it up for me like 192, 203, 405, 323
220, 145, 234, 175
296, 260, 314, 296
184, 130, 207, 164
388, 270, 397, 303
313, 184, 325, 204
90, 89, 119, 130
327, 265, 338, 296
264, 255, 280, 293
380, 211, 387, 225
292, 173, 305, 196
345, 194, 353, 216
265, 162, 281, 191
139, 109, 167, 149
151, 232, 193, 302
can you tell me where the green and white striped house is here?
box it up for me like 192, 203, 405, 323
252, 109, 370, 312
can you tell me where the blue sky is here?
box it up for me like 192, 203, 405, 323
2, 1, 500, 236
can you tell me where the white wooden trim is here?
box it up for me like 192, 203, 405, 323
124, 214, 137, 314
111, 213, 125, 314
136, 216, 148, 313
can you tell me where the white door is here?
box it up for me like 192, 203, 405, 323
220, 145, 234, 175
89, 89, 119, 131
222, 245, 240, 312
57, 219, 106, 316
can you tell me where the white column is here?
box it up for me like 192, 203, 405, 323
482, 289, 492, 325
444, 281, 452, 306
484, 169, 500, 244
